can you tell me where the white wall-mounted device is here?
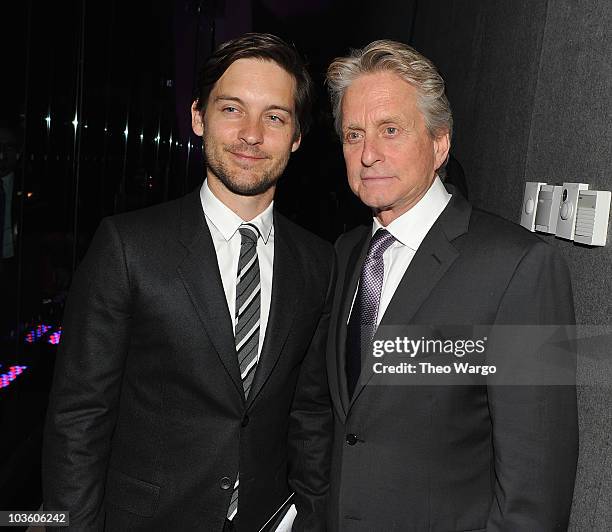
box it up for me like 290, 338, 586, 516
520, 181, 546, 232
574, 190, 611, 246
535, 185, 563, 234
555, 182, 589, 240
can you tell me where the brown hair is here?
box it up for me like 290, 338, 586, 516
193, 33, 313, 141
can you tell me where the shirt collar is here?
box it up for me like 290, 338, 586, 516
372, 176, 452, 250
200, 179, 274, 244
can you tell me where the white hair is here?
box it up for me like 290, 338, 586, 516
326, 40, 453, 142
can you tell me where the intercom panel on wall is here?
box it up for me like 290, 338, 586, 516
574, 190, 611, 246
556, 182, 589, 240
535, 185, 563, 234
520, 181, 546, 232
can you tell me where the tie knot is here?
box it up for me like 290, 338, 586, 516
239, 224, 259, 245
367, 228, 395, 258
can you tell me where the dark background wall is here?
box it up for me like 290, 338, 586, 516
1, 0, 610, 529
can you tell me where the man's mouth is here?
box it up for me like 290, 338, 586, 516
228, 150, 268, 161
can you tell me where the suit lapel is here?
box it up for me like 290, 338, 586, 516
335, 229, 370, 414
176, 190, 244, 400
246, 212, 303, 408
380, 228, 460, 328
347, 190, 472, 409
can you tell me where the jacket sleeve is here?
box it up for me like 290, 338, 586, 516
486, 241, 578, 531
43, 217, 132, 531
287, 248, 336, 532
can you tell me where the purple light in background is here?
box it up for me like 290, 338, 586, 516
0, 366, 28, 389
24, 324, 53, 344
48, 329, 63, 345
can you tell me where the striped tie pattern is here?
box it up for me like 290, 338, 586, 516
227, 223, 261, 521
235, 224, 261, 396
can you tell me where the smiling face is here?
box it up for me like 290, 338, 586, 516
340, 71, 450, 225
191, 57, 301, 198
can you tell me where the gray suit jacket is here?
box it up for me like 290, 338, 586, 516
327, 188, 578, 531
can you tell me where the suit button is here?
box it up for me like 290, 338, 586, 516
220, 477, 232, 490
241, 414, 249, 427
346, 434, 358, 445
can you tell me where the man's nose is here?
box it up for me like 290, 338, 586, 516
360, 137, 383, 167
238, 117, 264, 146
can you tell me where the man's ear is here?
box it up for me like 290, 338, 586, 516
433, 131, 450, 171
191, 101, 204, 137
291, 133, 301, 153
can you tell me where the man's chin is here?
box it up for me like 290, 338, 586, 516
229, 185, 272, 197
220, 175, 279, 197
357, 193, 393, 212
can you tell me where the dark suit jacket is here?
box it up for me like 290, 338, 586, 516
43, 188, 334, 531
327, 189, 578, 531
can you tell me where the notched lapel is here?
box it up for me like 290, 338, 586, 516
377, 191, 471, 332
246, 214, 303, 408
336, 229, 370, 413
176, 191, 244, 399
378, 228, 459, 330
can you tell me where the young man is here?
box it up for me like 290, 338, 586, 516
43, 33, 333, 532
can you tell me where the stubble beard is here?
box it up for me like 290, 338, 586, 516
204, 139, 290, 197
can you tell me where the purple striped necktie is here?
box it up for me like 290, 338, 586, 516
346, 228, 396, 398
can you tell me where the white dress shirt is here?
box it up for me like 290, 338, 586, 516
350, 176, 452, 326
200, 179, 274, 357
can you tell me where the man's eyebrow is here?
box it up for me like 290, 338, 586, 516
375, 115, 404, 126
214, 95, 293, 115
214, 95, 244, 105
343, 115, 405, 131
263, 104, 293, 115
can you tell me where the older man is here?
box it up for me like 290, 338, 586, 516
325, 40, 577, 531
43, 33, 333, 531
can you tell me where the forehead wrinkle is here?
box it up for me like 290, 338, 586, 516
374, 114, 404, 126
342, 72, 423, 131
366, 97, 418, 131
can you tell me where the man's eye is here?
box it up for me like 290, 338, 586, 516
385, 127, 398, 135
345, 131, 361, 142
268, 115, 284, 123
223, 106, 238, 113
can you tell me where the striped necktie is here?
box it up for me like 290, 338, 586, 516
227, 223, 261, 521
